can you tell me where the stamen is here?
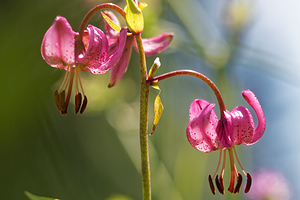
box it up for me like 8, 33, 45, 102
208, 175, 216, 195
80, 95, 88, 114
233, 146, 247, 176
54, 90, 62, 111
219, 174, 224, 192
62, 67, 75, 115
212, 150, 223, 179
234, 173, 243, 193
59, 90, 66, 113
78, 69, 86, 96
215, 175, 224, 194
58, 69, 70, 93
244, 173, 252, 193
75, 93, 82, 114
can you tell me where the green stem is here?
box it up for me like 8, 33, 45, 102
135, 33, 151, 200
150, 70, 226, 118
76, 3, 125, 39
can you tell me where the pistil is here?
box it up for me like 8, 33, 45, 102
227, 148, 236, 193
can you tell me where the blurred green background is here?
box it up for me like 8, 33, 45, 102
1, 0, 299, 199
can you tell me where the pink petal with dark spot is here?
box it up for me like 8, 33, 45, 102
108, 35, 134, 87
242, 90, 266, 145
134, 33, 174, 56
41, 16, 75, 68
186, 100, 220, 153
227, 106, 254, 145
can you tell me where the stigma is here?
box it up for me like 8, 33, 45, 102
208, 147, 252, 195
54, 65, 87, 115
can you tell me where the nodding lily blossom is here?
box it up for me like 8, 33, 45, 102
248, 169, 292, 200
41, 16, 127, 114
186, 90, 266, 195
102, 11, 174, 87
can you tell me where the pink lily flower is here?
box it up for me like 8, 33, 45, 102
41, 16, 127, 114
102, 11, 174, 87
248, 169, 291, 200
186, 90, 266, 195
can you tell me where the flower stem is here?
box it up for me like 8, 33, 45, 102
76, 3, 126, 39
150, 70, 226, 118
135, 33, 151, 200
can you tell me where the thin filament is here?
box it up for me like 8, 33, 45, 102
233, 146, 247, 176
75, 67, 79, 94
58, 68, 70, 92
212, 150, 223, 179
221, 149, 226, 177
78, 69, 85, 96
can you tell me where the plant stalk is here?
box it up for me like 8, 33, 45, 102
135, 33, 151, 200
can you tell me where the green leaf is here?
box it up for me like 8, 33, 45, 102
125, 0, 144, 34
150, 86, 163, 136
101, 11, 121, 32
25, 191, 60, 200
148, 57, 161, 79
138, 1, 148, 11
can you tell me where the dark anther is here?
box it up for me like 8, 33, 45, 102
80, 95, 88, 114
60, 90, 66, 111
54, 90, 67, 114
219, 175, 224, 192
208, 175, 216, 195
215, 175, 224, 194
54, 90, 61, 111
234, 173, 243, 193
75, 93, 82, 114
59, 90, 68, 115
244, 173, 252, 193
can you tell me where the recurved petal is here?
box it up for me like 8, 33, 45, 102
186, 101, 220, 152
242, 90, 266, 145
78, 25, 108, 71
227, 106, 254, 145
41, 16, 75, 68
84, 28, 127, 74
134, 33, 174, 56
189, 99, 211, 121
108, 35, 134, 87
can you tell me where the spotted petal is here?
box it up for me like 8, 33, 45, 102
108, 35, 134, 87
226, 106, 254, 146
186, 100, 220, 152
41, 16, 75, 68
242, 90, 266, 145
79, 26, 127, 74
78, 25, 108, 73
134, 33, 174, 56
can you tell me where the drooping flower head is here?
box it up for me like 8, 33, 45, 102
248, 169, 291, 200
101, 11, 174, 87
186, 90, 266, 195
41, 16, 127, 114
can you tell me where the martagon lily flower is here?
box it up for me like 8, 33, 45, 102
102, 11, 174, 87
41, 16, 127, 114
186, 90, 266, 195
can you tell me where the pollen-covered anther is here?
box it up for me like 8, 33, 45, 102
54, 90, 61, 111
75, 93, 82, 114
215, 175, 224, 194
234, 173, 243, 193
54, 90, 66, 114
208, 175, 216, 195
244, 173, 252, 193
80, 95, 88, 114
